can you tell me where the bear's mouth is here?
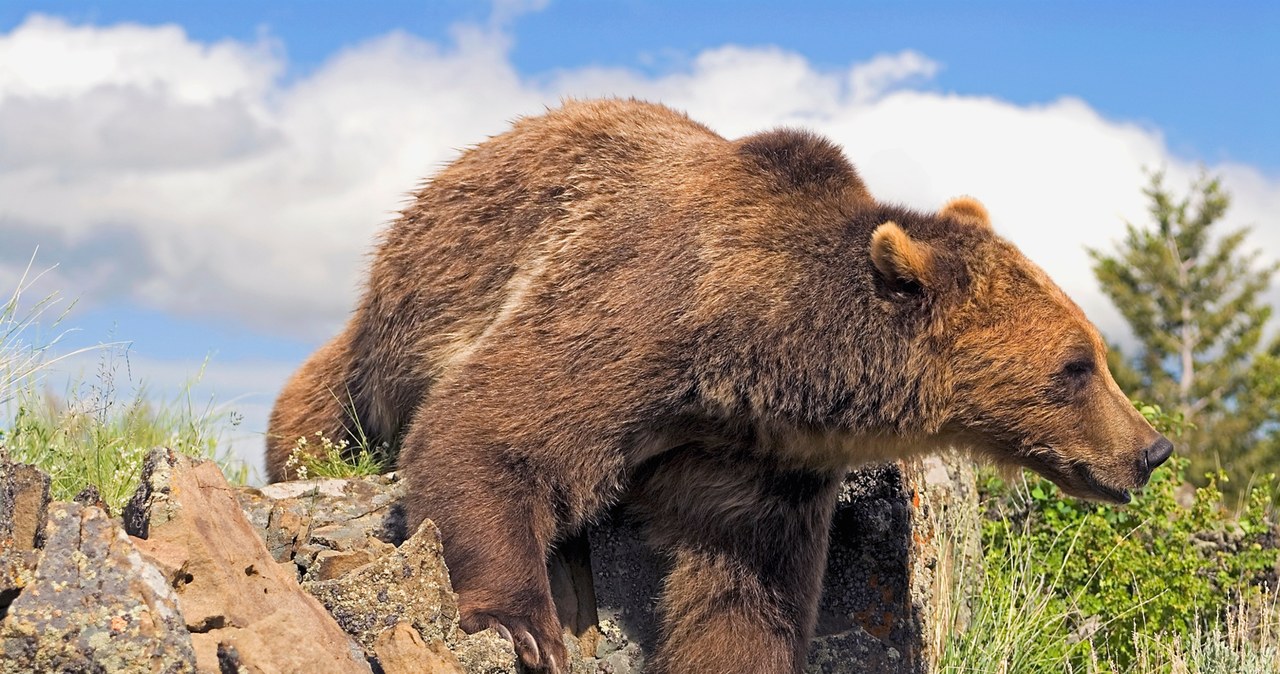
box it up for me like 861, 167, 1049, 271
1076, 464, 1131, 504
1021, 446, 1132, 505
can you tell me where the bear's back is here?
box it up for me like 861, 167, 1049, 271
346, 99, 733, 437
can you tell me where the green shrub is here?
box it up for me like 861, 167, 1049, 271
970, 402, 1278, 670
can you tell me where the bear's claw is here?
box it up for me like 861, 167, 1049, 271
461, 610, 565, 673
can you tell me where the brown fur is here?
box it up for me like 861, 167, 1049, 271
267, 330, 354, 479
267, 99, 1169, 672
939, 195, 991, 227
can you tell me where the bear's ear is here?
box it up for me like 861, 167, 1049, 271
871, 221, 935, 290
940, 196, 991, 229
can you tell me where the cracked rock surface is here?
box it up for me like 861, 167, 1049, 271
124, 449, 372, 674
0, 501, 197, 674
304, 518, 457, 651
0, 450, 976, 674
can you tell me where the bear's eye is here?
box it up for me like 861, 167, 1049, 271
1061, 359, 1094, 384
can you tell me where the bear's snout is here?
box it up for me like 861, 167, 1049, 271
1138, 436, 1175, 484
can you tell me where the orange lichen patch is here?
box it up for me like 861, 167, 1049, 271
110, 615, 127, 632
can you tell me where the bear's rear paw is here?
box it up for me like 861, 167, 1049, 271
460, 608, 568, 673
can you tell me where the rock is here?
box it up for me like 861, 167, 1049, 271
308, 546, 388, 582
74, 483, 112, 514
0, 460, 50, 553
452, 629, 519, 674
809, 454, 978, 674
581, 455, 979, 674
124, 448, 371, 674
0, 502, 198, 673
0, 548, 37, 619
584, 511, 660, 673
372, 622, 465, 674
590, 618, 646, 674
234, 474, 520, 674
918, 453, 982, 640
221, 460, 980, 673
236, 488, 315, 565
234, 474, 406, 573
547, 531, 615, 673
303, 519, 457, 651
216, 641, 245, 673
0, 460, 48, 629
810, 464, 922, 673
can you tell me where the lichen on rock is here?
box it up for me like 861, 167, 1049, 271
304, 518, 458, 651
0, 501, 198, 674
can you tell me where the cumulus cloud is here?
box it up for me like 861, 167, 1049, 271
2, 11, 1277, 351
847, 50, 940, 104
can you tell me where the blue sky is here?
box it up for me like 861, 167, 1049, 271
6, 1, 1276, 170
1, 1, 1277, 477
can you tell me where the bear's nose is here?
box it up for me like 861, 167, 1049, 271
1143, 436, 1175, 477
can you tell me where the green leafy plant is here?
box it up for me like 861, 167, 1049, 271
282, 430, 386, 480
961, 399, 1278, 671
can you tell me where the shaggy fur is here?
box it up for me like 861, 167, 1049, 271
267, 99, 1170, 673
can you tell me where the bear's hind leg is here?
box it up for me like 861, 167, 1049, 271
635, 447, 842, 674
266, 331, 359, 482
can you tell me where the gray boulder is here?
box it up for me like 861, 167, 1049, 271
0, 501, 198, 674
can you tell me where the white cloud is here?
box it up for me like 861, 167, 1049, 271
847, 50, 939, 104
2, 12, 1278, 412
0, 15, 278, 103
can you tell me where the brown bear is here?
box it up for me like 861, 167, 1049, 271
267, 98, 1172, 673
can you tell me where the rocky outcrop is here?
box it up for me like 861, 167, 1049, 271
235, 476, 408, 578
0, 450, 977, 673
581, 454, 979, 674
0, 501, 197, 673
809, 459, 943, 673
232, 473, 517, 672
372, 622, 465, 674
304, 518, 456, 650
0, 461, 49, 552
124, 449, 373, 673
0, 459, 48, 635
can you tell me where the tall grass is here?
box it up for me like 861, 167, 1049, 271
938, 487, 1280, 674
2, 352, 249, 510
1, 254, 95, 404
1, 260, 248, 510
937, 524, 1082, 673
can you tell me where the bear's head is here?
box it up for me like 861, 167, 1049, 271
870, 197, 1173, 503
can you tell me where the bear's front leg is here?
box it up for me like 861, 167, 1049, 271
396, 345, 651, 673
398, 414, 570, 672
634, 446, 843, 674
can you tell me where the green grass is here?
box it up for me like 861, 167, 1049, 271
1, 352, 249, 511
274, 386, 391, 481
282, 429, 386, 480
2, 262, 248, 511
938, 466, 1280, 674
1, 255, 95, 405
939, 530, 1280, 674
